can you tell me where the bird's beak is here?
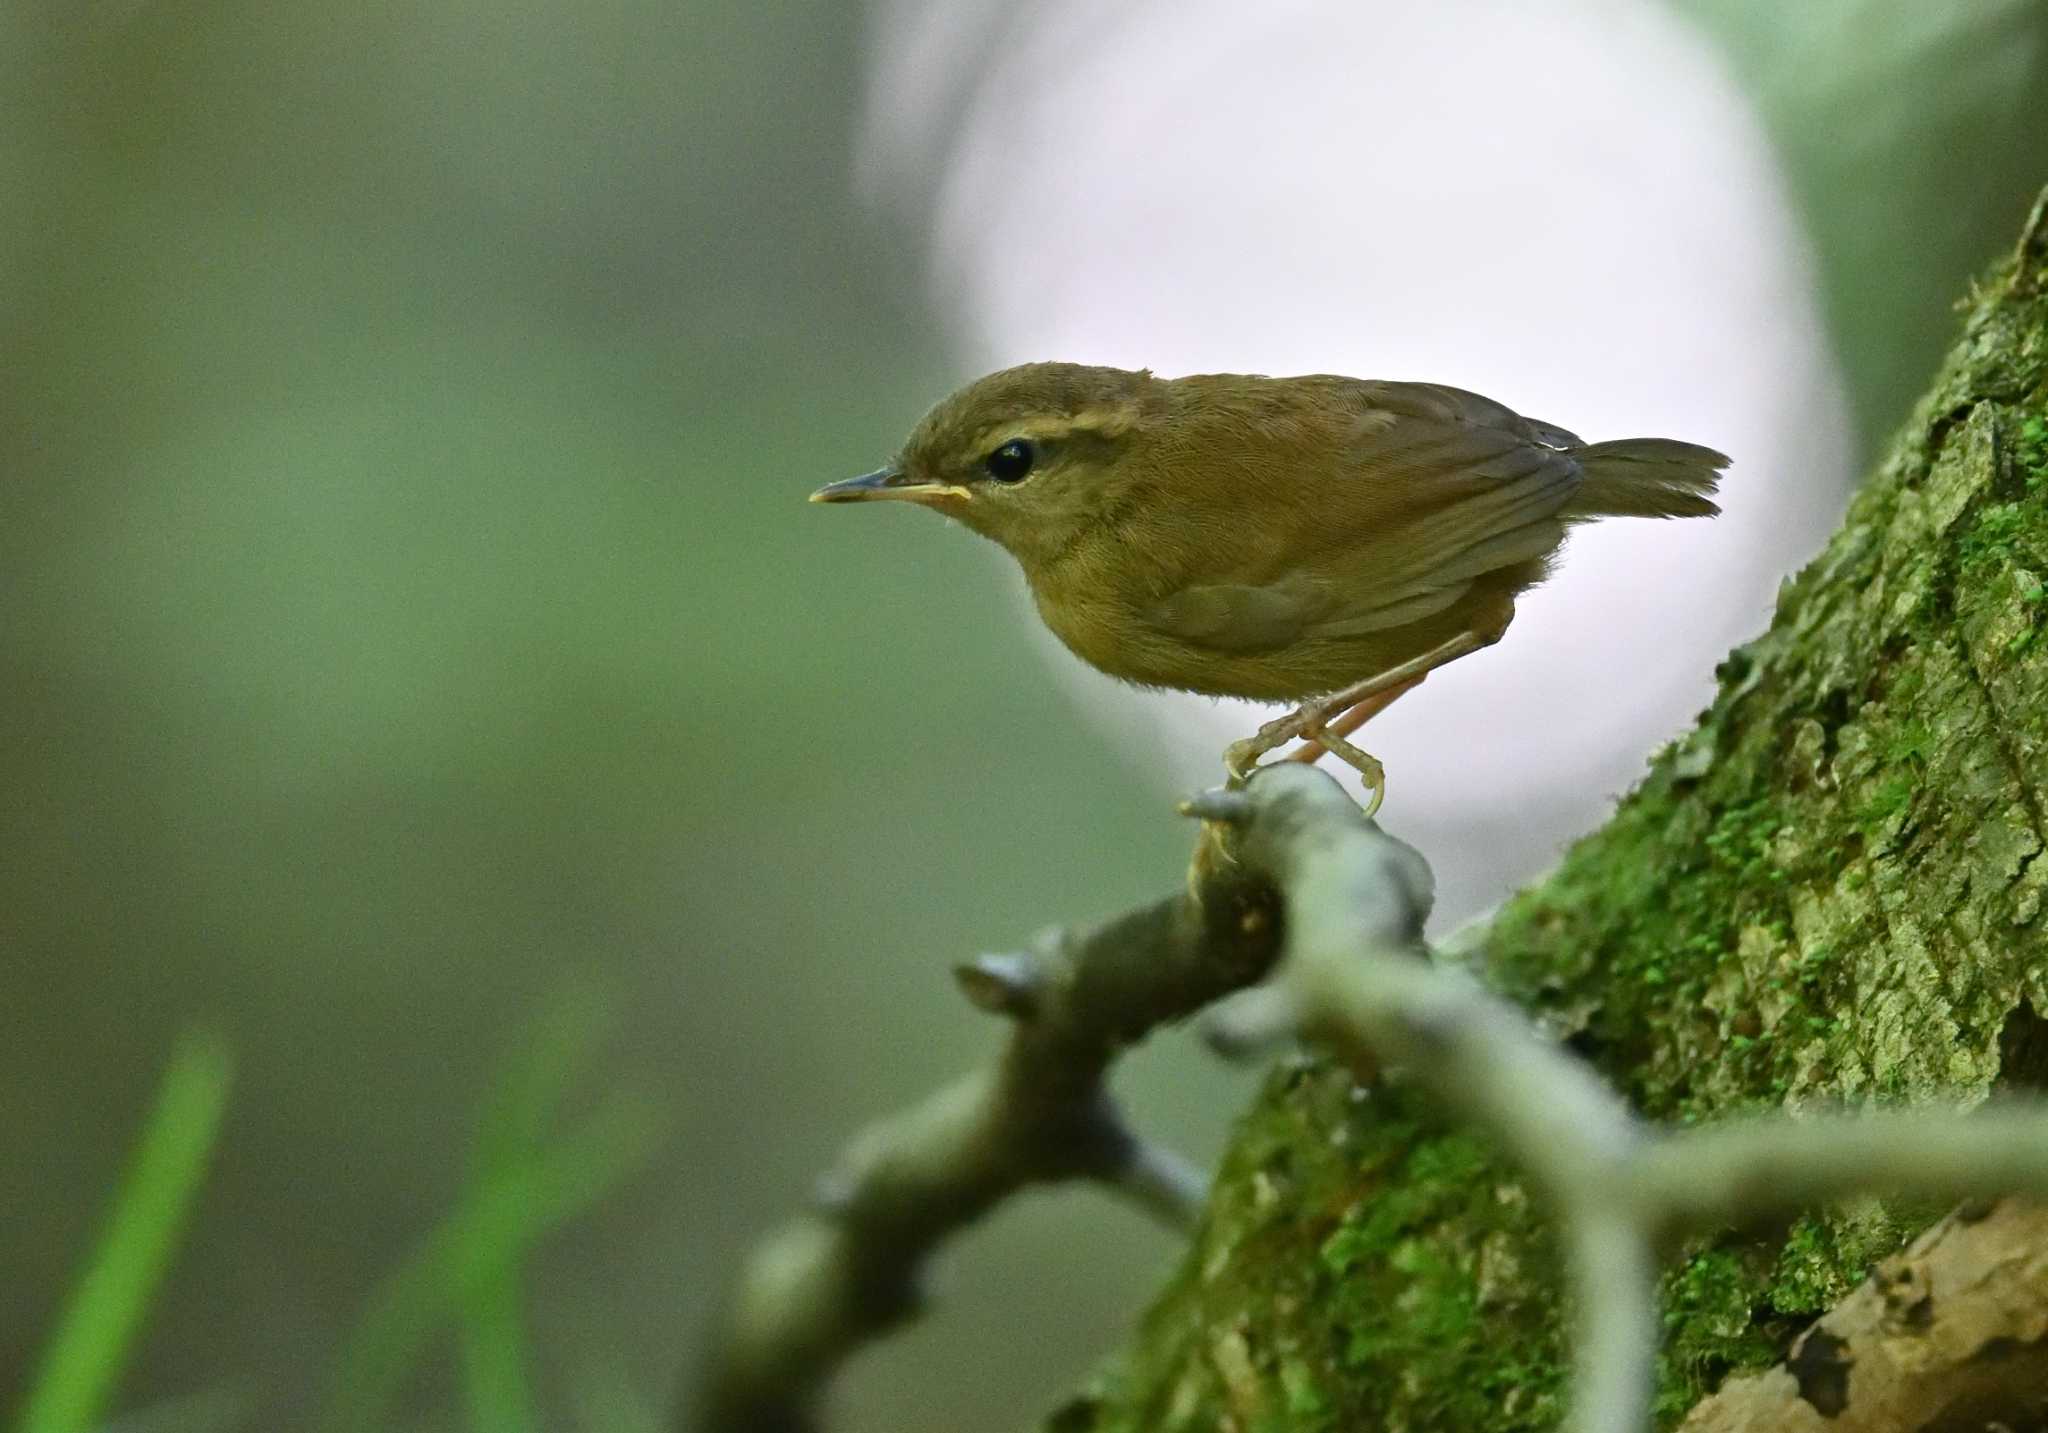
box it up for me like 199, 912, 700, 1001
809, 468, 970, 505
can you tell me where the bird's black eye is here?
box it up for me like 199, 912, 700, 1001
984, 438, 1036, 484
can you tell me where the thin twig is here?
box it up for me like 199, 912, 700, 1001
1562, 1213, 1660, 1433
1633, 1107, 2048, 1234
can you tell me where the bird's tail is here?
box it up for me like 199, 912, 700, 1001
1566, 438, 1727, 519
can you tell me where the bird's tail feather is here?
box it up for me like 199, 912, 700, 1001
1566, 438, 1727, 519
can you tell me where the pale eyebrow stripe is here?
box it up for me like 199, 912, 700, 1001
968, 405, 1138, 452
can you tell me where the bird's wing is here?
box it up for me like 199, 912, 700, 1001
1145, 572, 1325, 654
1144, 566, 1498, 654
1143, 381, 1583, 653
1300, 381, 1582, 633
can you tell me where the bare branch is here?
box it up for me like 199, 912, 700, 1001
1563, 1213, 1660, 1433
952, 951, 1048, 1018
1635, 1107, 2048, 1234
1096, 1138, 1209, 1231
685, 810, 1287, 1433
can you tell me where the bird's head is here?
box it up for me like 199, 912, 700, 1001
812, 363, 1163, 571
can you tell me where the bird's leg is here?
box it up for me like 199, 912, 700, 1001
1287, 673, 1427, 765
1223, 628, 1496, 807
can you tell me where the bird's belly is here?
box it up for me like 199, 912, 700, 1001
1033, 591, 1408, 701
1151, 634, 1429, 700
1034, 582, 1513, 702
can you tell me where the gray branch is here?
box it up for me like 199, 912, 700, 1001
690, 762, 2048, 1433
685, 811, 1288, 1433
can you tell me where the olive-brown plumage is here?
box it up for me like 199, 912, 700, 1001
814, 362, 1726, 809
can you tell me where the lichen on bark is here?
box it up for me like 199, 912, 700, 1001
1046, 193, 2048, 1432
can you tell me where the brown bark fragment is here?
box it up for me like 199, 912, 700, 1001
1679, 1200, 2048, 1432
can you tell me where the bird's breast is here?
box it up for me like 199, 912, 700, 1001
1026, 581, 1300, 698
1029, 584, 1151, 682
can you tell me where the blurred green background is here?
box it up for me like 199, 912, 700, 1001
3, 3, 2044, 1431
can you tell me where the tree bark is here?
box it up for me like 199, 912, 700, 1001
1045, 191, 2048, 1432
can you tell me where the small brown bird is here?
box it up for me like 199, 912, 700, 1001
814, 363, 1725, 812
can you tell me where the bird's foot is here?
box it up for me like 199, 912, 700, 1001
1223, 706, 1317, 786
1300, 724, 1387, 818
1224, 710, 1386, 816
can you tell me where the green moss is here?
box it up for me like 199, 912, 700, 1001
1653, 1245, 1785, 1421
1958, 501, 2028, 568
1276, 1358, 1328, 1421
1312, 1118, 1564, 1429
1319, 1137, 1490, 1279
1885, 718, 1934, 765
2018, 414, 2047, 492
1765, 1217, 1861, 1314
1855, 774, 1916, 832
1104, 1073, 1568, 1432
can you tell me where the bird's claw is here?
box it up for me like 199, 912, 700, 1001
1222, 739, 1264, 787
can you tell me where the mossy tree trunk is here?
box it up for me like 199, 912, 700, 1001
1049, 196, 2048, 1432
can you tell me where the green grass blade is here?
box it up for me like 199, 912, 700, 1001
15, 1030, 233, 1433
458, 983, 615, 1433
471, 982, 613, 1178
455, 1279, 534, 1433
318, 1092, 664, 1433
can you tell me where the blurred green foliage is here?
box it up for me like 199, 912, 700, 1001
2, 3, 2043, 1431
2, 4, 1195, 1430
14, 1003, 663, 1433
1671, 0, 2048, 453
